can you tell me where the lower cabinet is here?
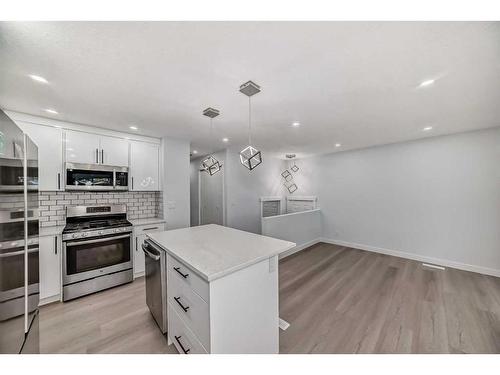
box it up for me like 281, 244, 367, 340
167, 253, 280, 354
133, 222, 166, 278
39, 234, 62, 305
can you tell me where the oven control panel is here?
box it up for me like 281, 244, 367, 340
63, 226, 132, 241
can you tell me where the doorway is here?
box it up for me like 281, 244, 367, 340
198, 167, 225, 225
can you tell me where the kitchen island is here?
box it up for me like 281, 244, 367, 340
147, 224, 295, 354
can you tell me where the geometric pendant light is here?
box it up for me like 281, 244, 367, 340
282, 154, 298, 193
201, 107, 222, 176
239, 80, 263, 171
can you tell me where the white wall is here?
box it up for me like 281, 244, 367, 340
163, 137, 191, 230
190, 148, 286, 234
225, 148, 286, 234
292, 127, 500, 275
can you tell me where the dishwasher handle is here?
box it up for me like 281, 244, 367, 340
142, 242, 161, 261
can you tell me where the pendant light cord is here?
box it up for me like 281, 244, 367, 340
248, 96, 252, 146
210, 117, 214, 154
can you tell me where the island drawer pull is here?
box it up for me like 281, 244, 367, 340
173, 267, 189, 278
143, 226, 159, 231
174, 297, 190, 312
174, 335, 190, 354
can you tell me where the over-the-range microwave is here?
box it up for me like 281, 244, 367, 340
65, 162, 128, 191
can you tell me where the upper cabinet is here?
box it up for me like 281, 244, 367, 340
130, 141, 160, 191
65, 130, 129, 167
65, 130, 100, 164
100, 135, 129, 166
18, 122, 64, 191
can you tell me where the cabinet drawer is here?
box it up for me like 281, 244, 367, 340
169, 271, 210, 350
167, 254, 209, 302
168, 304, 207, 354
136, 223, 165, 234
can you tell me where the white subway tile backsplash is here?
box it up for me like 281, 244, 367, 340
35, 190, 162, 226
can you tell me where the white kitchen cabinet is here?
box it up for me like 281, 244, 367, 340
65, 130, 100, 165
130, 141, 160, 191
18, 122, 64, 191
39, 234, 61, 304
65, 130, 129, 166
99, 135, 129, 167
133, 222, 166, 277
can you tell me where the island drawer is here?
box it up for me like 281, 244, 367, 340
168, 304, 208, 354
169, 270, 210, 350
167, 254, 209, 302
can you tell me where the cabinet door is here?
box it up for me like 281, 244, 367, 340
65, 130, 100, 165
18, 122, 63, 191
39, 235, 61, 301
130, 141, 160, 191
134, 233, 146, 276
99, 135, 129, 166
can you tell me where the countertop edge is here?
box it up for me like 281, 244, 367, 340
147, 235, 295, 282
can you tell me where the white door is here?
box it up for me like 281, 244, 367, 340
39, 235, 61, 301
65, 130, 100, 165
134, 233, 146, 276
99, 135, 129, 166
18, 122, 63, 191
130, 141, 159, 191
199, 169, 224, 225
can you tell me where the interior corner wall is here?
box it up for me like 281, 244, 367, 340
292, 127, 500, 274
224, 148, 286, 234
162, 137, 191, 230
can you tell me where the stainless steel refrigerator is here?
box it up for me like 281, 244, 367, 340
0, 109, 40, 354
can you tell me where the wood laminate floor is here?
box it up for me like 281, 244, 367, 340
39, 278, 177, 354
39, 243, 500, 353
279, 243, 500, 353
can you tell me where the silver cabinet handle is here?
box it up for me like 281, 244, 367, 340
101, 149, 104, 164
54, 236, 57, 255
96, 148, 99, 163
131, 177, 134, 190
135, 236, 138, 252
143, 226, 159, 231
57, 173, 61, 190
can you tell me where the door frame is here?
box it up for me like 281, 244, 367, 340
198, 165, 226, 226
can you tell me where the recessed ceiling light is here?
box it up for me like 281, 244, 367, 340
335, 143, 341, 148
192, 150, 198, 154
292, 122, 300, 127
29, 74, 48, 84
222, 137, 229, 143
45, 109, 58, 114
129, 126, 138, 130
419, 79, 435, 88
423, 126, 433, 131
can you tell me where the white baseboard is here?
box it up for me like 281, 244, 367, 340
319, 237, 500, 278
279, 238, 321, 259
39, 294, 61, 306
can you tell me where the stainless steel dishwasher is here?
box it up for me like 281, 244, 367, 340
142, 238, 168, 334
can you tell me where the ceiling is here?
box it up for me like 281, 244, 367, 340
1, 22, 499, 159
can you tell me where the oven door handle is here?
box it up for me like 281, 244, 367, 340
0, 247, 39, 258
65, 233, 131, 247
142, 243, 161, 261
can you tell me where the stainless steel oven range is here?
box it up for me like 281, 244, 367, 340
62, 205, 133, 301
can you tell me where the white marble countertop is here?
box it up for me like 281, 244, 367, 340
147, 224, 295, 282
129, 217, 166, 227
39, 225, 65, 237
